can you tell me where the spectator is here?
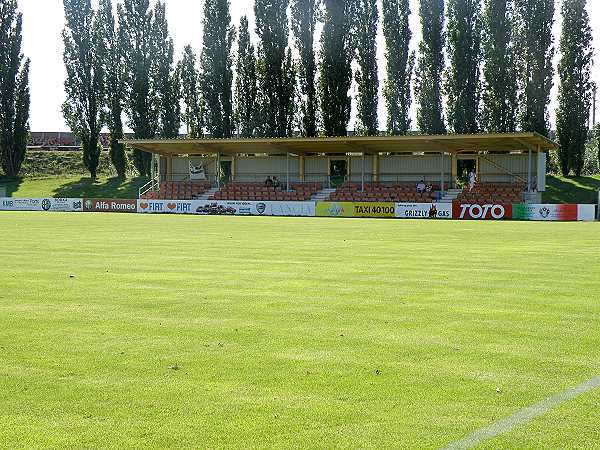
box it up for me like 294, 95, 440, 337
265, 176, 273, 187
468, 170, 476, 191
416, 179, 426, 193
273, 176, 281, 189
426, 183, 433, 193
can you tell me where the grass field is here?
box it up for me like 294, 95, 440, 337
1, 213, 599, 449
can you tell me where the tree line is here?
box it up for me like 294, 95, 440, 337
0, 0, 595, 179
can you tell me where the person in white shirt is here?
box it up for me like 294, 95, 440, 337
468, 170, 476, 191
416, 179, 426, 193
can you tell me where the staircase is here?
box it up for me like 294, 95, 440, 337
311, 188, 336, 201
196, 187, 219, 201
439, 189, 462, 203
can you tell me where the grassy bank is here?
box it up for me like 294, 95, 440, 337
543, 175, 600, 204
0, 176, 148, 199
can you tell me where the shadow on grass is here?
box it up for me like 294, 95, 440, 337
544, 176, 600, 204
52, 176, 149, 199
0, 176, 24, 197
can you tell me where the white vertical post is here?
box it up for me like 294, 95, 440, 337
527, 148, 532, 192
216, 153, 221, 189
440, 152, 445, 195
286, 152, 290, 192
361, 153, 365, 192
151, 153, 155, 181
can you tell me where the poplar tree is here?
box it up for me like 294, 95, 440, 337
0, 0, 30, 178
291, 0, 321, 137
153, 1, 180, 139
282, 48, 297, 136
445, 0, 481, 133
556, 0, 593, 176
62, 0, 104, 179
234, 16, 257, 138
320, 0, 353, 137
255, 0, 295, 137
415, 0, 446, 135
200, 0, 234, 139
382, 0, 414, 135
354, 0, 379, 136
98, 0, 127, 179
120, 0, 159, 176
179, 45, 203, 138
481, 0, 518, 132
514, 0, 554, 136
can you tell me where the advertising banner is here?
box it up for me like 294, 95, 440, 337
189, 161, 207, 181
395, 203, 452, 219
510, 204, 596, 222
194, 200, 315, 217
137, 199, 195, 214
512, 204, 578, 221
0, 198, 83, 212
137, 199, 316, 217
84, 198, 137, 213
577, 204, 596, 222
453, 203, 512, 220
316, 202, 395, 218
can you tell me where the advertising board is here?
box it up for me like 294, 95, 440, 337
577, 204, 596, 222
512, 204, 577, 221
453, 203, 512, 220
137, 200, 195, 214
512, 204, 596, 222
136, 199, 316, 217
84, 198, 137, 213
0, 198, 83, 212
316, 202, 395, 218
194, 201, 315, 217
395, 203, 452, 219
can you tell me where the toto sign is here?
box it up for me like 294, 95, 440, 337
454, 203, 512, 220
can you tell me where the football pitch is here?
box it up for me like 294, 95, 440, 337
1, 212, 599, 449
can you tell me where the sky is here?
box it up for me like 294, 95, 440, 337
17, 0, 600, 133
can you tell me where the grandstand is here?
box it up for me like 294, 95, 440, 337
210, 182, 322, 201
125, 133, 556, 204
327, 182, 439, 202
456, 182, 526, 205
141, 180, 212, 200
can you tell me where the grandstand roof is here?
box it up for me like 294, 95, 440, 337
122, 132, 557, 157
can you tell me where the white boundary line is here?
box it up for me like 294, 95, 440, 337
442, 375, 600, 450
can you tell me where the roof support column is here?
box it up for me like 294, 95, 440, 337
286, 152, 290, 192
299, 155, 305, 182
231, 155, 237, 182
216, 153, 221, 189
347, 155, 351, 183
361, 152, 365, 192
527, 148, 532, 192
166, 156, 172, 182
151, 153, 156, 181
440, 152, 445, 196
451, 154, 457, 190
373, 153, 379, 183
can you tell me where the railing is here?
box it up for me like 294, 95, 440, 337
138, 177, 159, 199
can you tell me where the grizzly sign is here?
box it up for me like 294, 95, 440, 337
84, 199, 137, 213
